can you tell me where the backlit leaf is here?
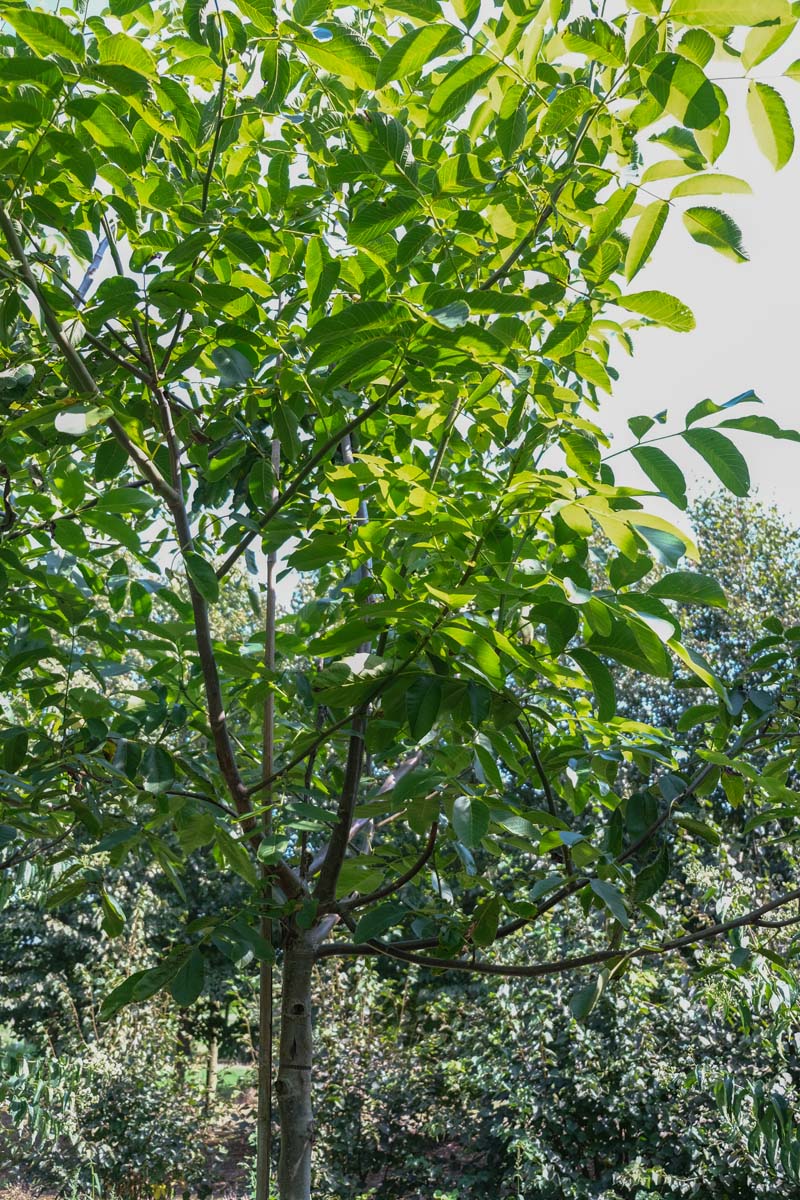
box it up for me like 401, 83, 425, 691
616, 291, 696, 332
670, 0, 790, 26
2, 9, 85, 61
683, 207, 749, 261
747, 82, 795, 170
624, 200, 668, 280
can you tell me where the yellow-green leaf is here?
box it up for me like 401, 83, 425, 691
376, 24, 457, 86
429, 55, 497, 125
671, 0, 791, 27
624, 200, 668, 280
293, 23, 379, 89
747, 81, 795, 170
616, 291, 696, 332
742, 21, 796, 70
670, 173, 751, 198
98, 32, 158, 77
1, 8, 85, 61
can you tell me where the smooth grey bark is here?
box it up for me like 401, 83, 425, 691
276, 929, 315, 1200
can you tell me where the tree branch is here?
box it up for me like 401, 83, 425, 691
340, 821, 439, 913
313, 706, 368, 903
317, 885, 800, 977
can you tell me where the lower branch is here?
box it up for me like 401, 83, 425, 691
316, 885, 800, 979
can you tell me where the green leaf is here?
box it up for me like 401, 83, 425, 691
307, 301, 408, 348
406, 676, 443, 740
633, 844, 670, 903
184, 551, 220, 603
2, 8, 85, 61
354, 902, 406, 942
718, 415, 800, 443
631, 445, 688, 509
569, 973, 606, 1021
1, 727, 28, 773
305, 235, 338, 311
589, 619, 672, 678
616, 291, 696, 332
293, 0, 327, 23
98, 32, 157, 76
100, 961, 181, 1020
141, 745, 175, 794
233, 920, 275, 962
649, 571, 727, 607
635, 522, 694, 568
645, 54, 720, 130
624, 200, 668, 280
587, 187, 636, 251
747, 82, 795, 170
429, 55, 497, 126
682, 427, 750, 495
350, 194, 418, 245
376, 23, 457, 86
451, 795, 490, 847
257, 834, 291, 864
52, 460, 86, 508
671, 0, 791, 26
590, 879, 630, 927
95, 487, 159, 514
428, 300, 470, 329
670, 640, 729, 703
678, 29, 715, 67
0, 99, 46, 128
670, 173, 752, 198
237, 0, 276, 33
541, 303, 592, 358
216, 830, 257, 887
540, 85, 594, 136
685, 389, 759, 425
170, 949, 206, 1006
293, 23, 379, 89
569, 648, 617, 721
683, 206, 749, 261
471, 895, 501, 947
675, 815, 720, 845
211, 346, 255, 386
562, 18, 626, 67
100, 889, 126, 938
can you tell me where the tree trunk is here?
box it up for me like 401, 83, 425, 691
175, 1008, 192, 1086
204, 1013, 219, 1116
276, 928, 315, 1200
255, 947, 273, 1200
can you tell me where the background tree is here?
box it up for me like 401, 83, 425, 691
2, 2, 800, 1199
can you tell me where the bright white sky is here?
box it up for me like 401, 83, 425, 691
607, 62, 800, 520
